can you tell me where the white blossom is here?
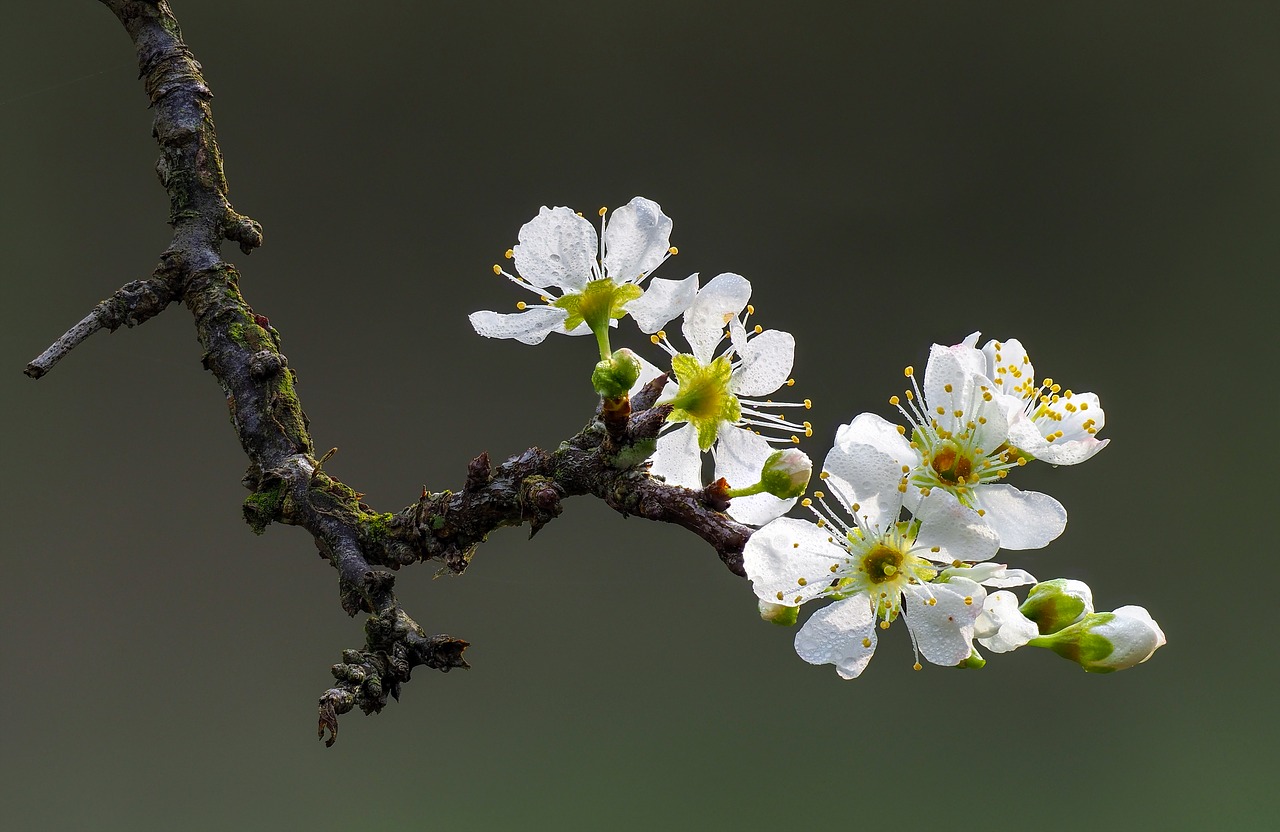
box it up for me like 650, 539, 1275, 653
976, 334, 1109, 465
836, 339, 1068, 549
469, 197, 695, 346
641, 273, 811, 526
743, 439, 1004, 678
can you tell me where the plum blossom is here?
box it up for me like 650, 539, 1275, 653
837, 339, 1068, 549
469, 197, 696, 353
742, 438, 1004, 677
640, 273, 811, 525
976, 334, 1109, 465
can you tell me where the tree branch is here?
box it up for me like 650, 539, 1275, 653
26, 0, 753, 745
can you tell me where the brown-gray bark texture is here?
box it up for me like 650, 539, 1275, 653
27, 0, 752, 746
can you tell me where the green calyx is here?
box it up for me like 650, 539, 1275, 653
666, 354, 740, 450
592, 348, 642, 399
1020, 579, 1090, 634
555, 278, 642, 334
758, 601, 800, 627
956, 649, 987, 669
1027, 612, 1118, 672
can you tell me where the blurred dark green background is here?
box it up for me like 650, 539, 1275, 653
2, 2, 1274, 829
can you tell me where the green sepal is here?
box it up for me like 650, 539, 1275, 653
758, 601, 800, 627
956, 649, 986, 669
666, 354, 741, 450
554, 278, 642, 333
1028, 612, 1118, 672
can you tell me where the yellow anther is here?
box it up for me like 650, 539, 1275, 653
901, 465, 910, 474
1080, 403, 1089, 410
944, 384, 953, 393
801, 498, 812, 507
753, 324, 763, 334
786, 378, 795, 386
791, 435, 800, 444
982, 391, 993, 401
905, 390, 914, 401
1043, 377, 1054, 386
668, 246, 678, 255
805, 427, 813, 437
516, 301, 527, 310
953, 409, 963, 418
851, 503, 860, 512
819, 471, 829, 480
813, 491, 824, 500
997, 470, 1008, 478
862, 637, 872, 648
896, 425, 906, 435
951, 559, 962, 567
504, 248, 514, 259
576, 211, 584, 217
889, 395, 900, 406
797, 577, 807, 585
977, 509, 986, 516
920, 487, 931, 496
492, 264, 502, 275
913, 662, 922, 671
803, 399, 812, 409
747, 304, 755, 315
936, 406, 946, 415
964, 596, 973, 606
794, 595, 802, 603
792, 543, 800, 549
598, 206, 607, 216
928, 598, 937, 606
1016, 457, 1027, 466
830, 564, 838, 573
879, 621, 891, 630
776, 591, 784, 600
897, 481, 908, 493
904, 366, 914, 377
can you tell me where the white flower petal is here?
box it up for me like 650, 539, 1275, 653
731, 329, 796, 397
512, 206, 598, 292
821, 441, 905, 532
923, 340, 986, 413
942, 563, 1038, 588
975, 590, 1039, 653
468, 307, 568, 345
913, 488, 1000, 564
904, 578, 985, 667
603, 196, 673, 283
1095, 605, 1166, 668
682, 272, 752, 364
715, 427, 795, 526
793, 596, 877, 679
834, 412, 919, 466
743, 517, 849, 606
648, 423, 703, 489
626, 274, 698, 334
982, 337, 1035, 398
973, 484, 1067, 550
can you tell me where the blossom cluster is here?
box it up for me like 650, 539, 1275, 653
744, 334, 1164, 677
469, 196, 1165, 680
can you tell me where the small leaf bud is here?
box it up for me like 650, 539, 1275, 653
1020, 578, 1094, 635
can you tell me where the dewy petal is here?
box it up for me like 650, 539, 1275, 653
648, 423, 703, 489
821, 441, 905, 532
793, 596, 878, 679
974, 590, 1039, 653
682, 272, 752, 364
468, 307, 569, 345
923, 340, 986, 411
603, 196, 673, 283
731, 328, 796, 397
715, 426, 795, 526
834, 412, 918, 466
972, 484, 1067, 550
913, 488, 1000, 564
626, 274, 698, 334
511, 206, 598, 292
904, 577, 985, 667
743, 517, 849, 606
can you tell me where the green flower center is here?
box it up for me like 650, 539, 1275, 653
667, 354, 741, 450
861, 544, 904, 584
553, 279, 643, 334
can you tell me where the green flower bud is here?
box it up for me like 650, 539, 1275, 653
758, 600, 800, 627
591, 348, 642, 399
729, 449, 812, 500
1019, 578, 1094, 635
1028, 606, 1166, 673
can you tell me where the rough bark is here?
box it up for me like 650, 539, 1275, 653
26, 0, 752, 746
